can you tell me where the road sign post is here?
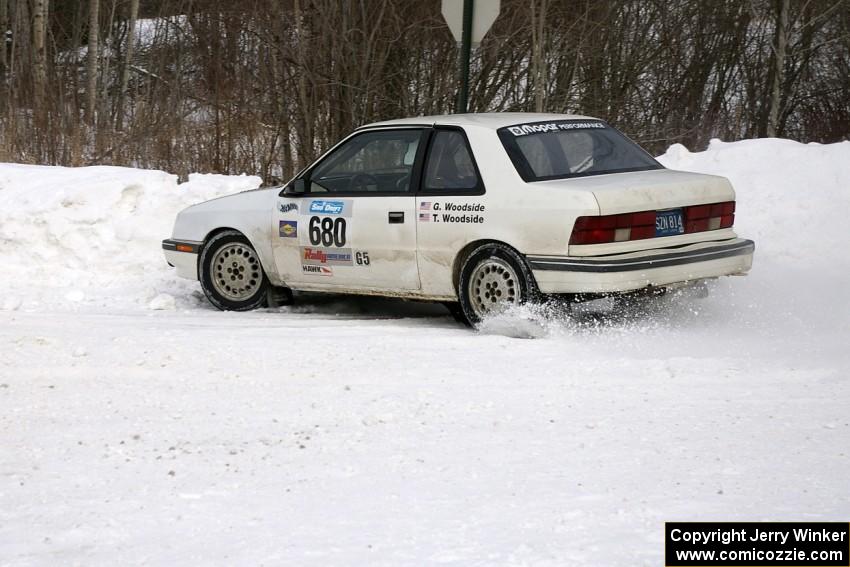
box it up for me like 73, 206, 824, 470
441, 0, 500, 114
457, 0, 473, 114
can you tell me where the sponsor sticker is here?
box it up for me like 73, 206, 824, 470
301, 265, 333, 276
279, 220, 298, 238
418, 201, 485, 223
278, 202, 298, 213
307, 199, 352, 217
301, 246, 354, 266
507, 121, 605, 137
355, 251, 370, 266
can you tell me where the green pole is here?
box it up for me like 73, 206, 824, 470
456, 0, 473, 114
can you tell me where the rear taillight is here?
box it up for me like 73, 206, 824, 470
683, 201, 735, 233
569, 201, 735, 245
569, 211, 655, 245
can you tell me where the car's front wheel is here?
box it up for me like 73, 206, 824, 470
199, 230, 269, 311
457, 242, 539, 326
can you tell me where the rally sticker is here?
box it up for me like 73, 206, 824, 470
306, 199, 353, 217
299, 200, 355, 275
301, 246, 354, 266
279, 220, 297, 238
301, 265, 333, 276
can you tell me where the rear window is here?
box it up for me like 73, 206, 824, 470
497, 120, 662, 182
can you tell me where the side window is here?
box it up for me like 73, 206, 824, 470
309, 129, 422, 194
423, 130, 482, 192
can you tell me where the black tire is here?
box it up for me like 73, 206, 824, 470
456, 242, 539, 326
441, 301, 467, 324
267, 285, 295, 307
199, 230, 270, 311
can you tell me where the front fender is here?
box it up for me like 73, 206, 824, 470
170, 188, 281, 283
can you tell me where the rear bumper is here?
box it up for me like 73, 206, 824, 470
527, 238, 755, 294
162, 239, 201, 280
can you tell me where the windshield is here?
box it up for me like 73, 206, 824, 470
497, 120, 662, 182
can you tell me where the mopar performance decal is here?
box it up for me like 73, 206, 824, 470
506, 121, 605, 137
279, 220, 297, 238
307, 199, 353, 217
418, 201, 485, 224
301, 246, 354, 266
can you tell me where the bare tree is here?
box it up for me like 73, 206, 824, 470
0, 0, 7, 84
767, 0, 790, 137
293, 0, 314, 170
530, 0, 548, 112
32, 0, 47, 112
117, 0, 140, 131
0, 0, 847, 175
86, 0, 99, 125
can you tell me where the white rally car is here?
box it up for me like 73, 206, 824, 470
163, 113, 754, 325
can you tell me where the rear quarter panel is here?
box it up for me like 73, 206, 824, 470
416, 125, 599, 298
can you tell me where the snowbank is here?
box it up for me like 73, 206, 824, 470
0, 164, 261, 310
657, 138, 850, 269
2, 140, 849, 566
650, 139, 850, 340
1, 138, 848, 312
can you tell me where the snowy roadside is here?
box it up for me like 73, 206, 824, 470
0, 165, 261, 312
0, 138, 848, 314
2, 295, 848, 565
1, 139, 849, 565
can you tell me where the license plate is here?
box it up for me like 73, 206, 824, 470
655, 209, 684, 237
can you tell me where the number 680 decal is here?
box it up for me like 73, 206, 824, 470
309, 216, 346, 247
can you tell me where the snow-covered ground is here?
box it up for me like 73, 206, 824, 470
1, 139, 849, 565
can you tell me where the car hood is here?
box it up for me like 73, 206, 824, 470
170, 186, 277, 244
536, 168, 735, 215
179, 186, 276, 215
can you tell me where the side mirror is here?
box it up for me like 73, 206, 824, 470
280, 178, 306, 197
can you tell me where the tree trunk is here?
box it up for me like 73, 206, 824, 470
69, 1, 84, 164
293, 0, 313, 169
86, 0, 99, 125
531, 0, 548, 112
0, 0, 7, 83
767, 0, 789, 138
117, 0, 139, 131
33, 0, 47, 112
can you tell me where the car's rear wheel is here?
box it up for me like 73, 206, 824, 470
457, 243, 539, 326
199, 230, 269, 311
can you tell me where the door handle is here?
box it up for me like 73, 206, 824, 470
388, 211, 404, 224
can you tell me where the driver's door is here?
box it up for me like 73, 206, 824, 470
271, 128, 427, 291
